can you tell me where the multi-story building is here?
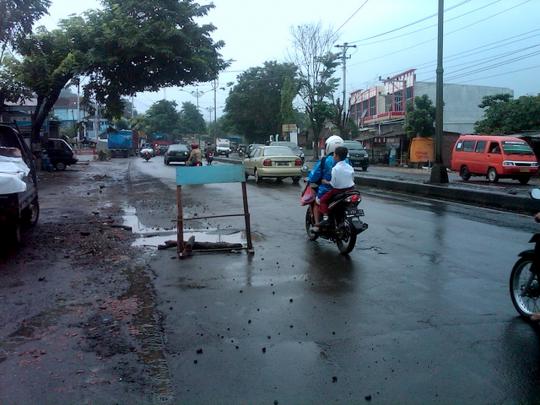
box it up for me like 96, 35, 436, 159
349, 69, 513, 164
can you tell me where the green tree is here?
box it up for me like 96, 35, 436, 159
0, 55, 32, 109
280, 76, 298, 127
404, 95, 436, 138
15, 0, 226, 145
179, 101, 206, 134
223, 61, 297, 143
0, 0, 51, 63
289, 23, 340, 158
474, 93, 540, 134
82, 0, 226, 118
141, 99, 181, 138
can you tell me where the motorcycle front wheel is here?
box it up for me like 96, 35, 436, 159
305, 207, 319, 241
335, 219, 357, 255
509, 257, 540, 320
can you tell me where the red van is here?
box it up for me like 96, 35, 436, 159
450, 135, 538, 184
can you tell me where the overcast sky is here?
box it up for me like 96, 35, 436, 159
38, 0, 540, 116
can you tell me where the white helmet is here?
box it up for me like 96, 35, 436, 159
325, 135, 344, 155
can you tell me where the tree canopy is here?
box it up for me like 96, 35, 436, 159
141, 99, 181, 139
223, 61, 297, 143
179, 101, 206, 134
404, 95, 436, 138
474, 93, 540, 134
289, 23, 340, 156
9, 0, 227, 144
0, 0, 51, 61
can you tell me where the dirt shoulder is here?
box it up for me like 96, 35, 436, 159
0, 160, 171, 404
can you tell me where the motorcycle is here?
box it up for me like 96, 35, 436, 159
510, 188, 540, 320
141, 148, 154, 162
302, 181, 368, 255
206, 152, 214, 165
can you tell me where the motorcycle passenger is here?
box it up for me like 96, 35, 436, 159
187, 143, 202, 166
315, 146, 355, 230
307, 135, 345, 228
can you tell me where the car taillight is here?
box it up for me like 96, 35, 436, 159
295, 159, 302, 166
263, 159, 272, 166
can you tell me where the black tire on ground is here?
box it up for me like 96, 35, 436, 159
362, 166, 368, 172
292, 177, 301, 184
335, 219, 357, 255
55, 162, 66, 171
487, 167, 499, 183
509, 256, 537, 320
164, 159, 169, 165
519, 176, 531, 185
22, 198, 39, 227
460, 165, 471, 181
245, 172, 249, 180
305, 207, 319, 241
3, 223, 22, 246
226, 154, 229, 158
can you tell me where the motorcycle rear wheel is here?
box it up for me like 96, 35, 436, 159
305, 207, 319, 241
509, 257, 539, 320
335, 219, 357, 255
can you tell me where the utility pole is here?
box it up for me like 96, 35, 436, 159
429, 0, 449, 183
191, 88, 202, 109
213, 79, 218, 124
335, 42, 357, 116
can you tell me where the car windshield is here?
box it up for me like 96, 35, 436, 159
263, 146, 295, 156
502, 141, 534, 155
343, 142, 364, 151
169, 145, 188, 151
272, 142, 299, 151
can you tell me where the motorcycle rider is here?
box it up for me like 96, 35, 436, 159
205, 143, 214, 165
187, 143, 202, 166
307, 135, 345, 229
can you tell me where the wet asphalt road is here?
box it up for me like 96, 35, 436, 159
132, 158, 540, 404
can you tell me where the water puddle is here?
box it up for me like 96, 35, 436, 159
123, 205, 246, 248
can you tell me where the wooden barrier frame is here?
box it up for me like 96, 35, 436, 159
175, 165, 254, 258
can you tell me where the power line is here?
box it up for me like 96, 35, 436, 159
335, 0, 369, 35
349, 0, 471, 44
354, 0, 503, 47
419, 42, 540, 75
380, 28, 540, 78
453, 63, 540, 84
348, 0, 533, 67
443, 49, 540, 80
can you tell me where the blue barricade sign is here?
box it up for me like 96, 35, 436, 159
176, 165, 245, 186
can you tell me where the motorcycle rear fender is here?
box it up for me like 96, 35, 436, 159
351, 220, 368, 235
518, 249, 535, 259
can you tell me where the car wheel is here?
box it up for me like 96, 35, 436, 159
292, 177, 301, 184
22, 198, 39, 227
361, 166, 368, 172
55, 162, 66, 171
519, 176, 531, 185
487, 167, 499, 183
254, 169, 262, 184
164, 159, 169, 165
460, 165, 471, 181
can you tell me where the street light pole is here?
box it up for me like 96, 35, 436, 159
430, 0, 449, 183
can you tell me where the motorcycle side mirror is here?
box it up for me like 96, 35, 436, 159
531, 188, 540, 200
300, 165, 309, 176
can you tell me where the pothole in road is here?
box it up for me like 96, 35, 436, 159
123, 205, 246, 248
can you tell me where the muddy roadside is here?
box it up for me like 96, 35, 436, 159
0, 159, 176, 404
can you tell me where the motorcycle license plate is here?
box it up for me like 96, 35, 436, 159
346, 208, 364, 217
